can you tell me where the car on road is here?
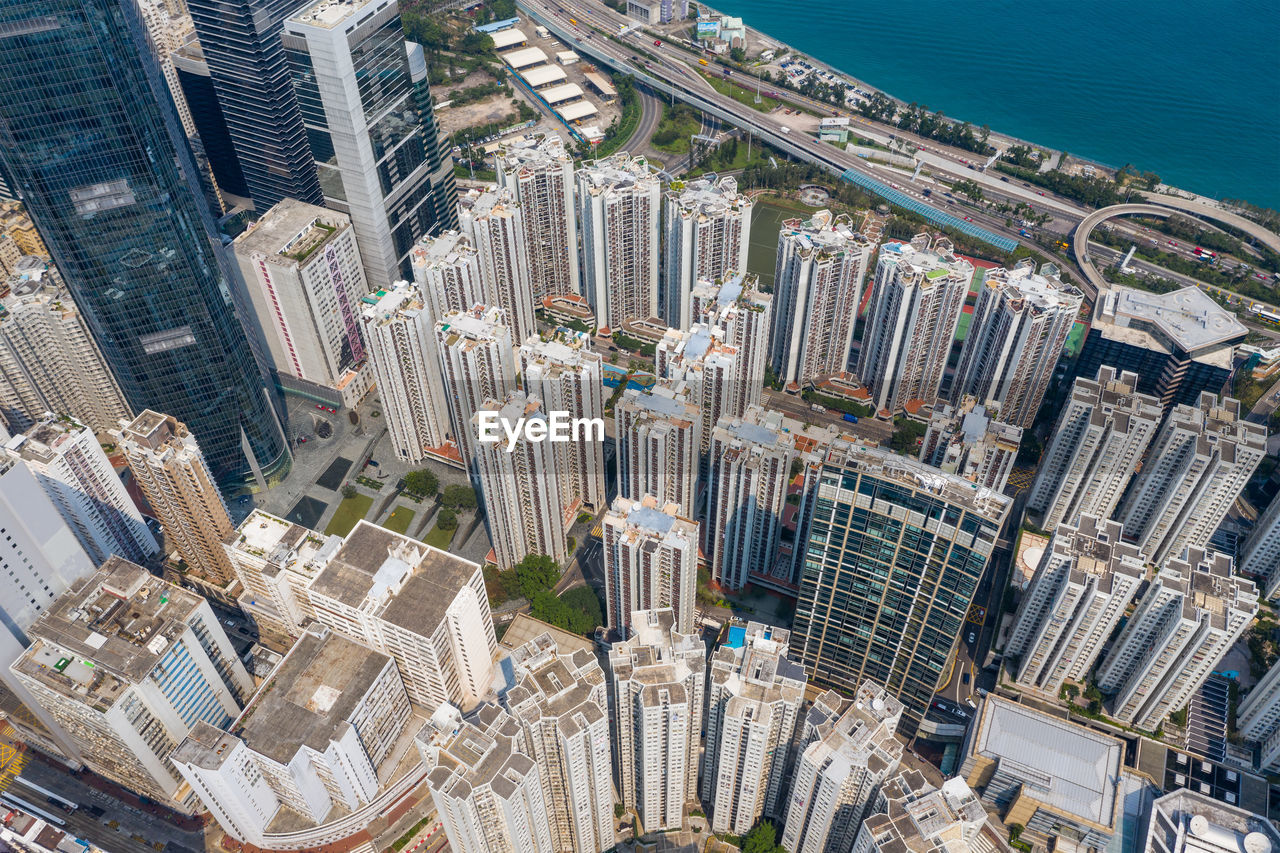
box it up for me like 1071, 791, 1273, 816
963, 216, 973, 222
654, 39, 661, 46
962, 672, 970, 685
967, 631, 976, 644
225, 620, 236, 628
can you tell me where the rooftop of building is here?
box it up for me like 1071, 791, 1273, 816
118, 409, 186, 451
779, 208, 875, 252
983, 258, 1083, 308
1146, 788, 1280, 853
362, 281, 428, 324
618, 385, 698, 425
822, 441, 1012, 522
501, 635, 606, 732
864, 770, 1009, 852
577, 153, 657, 191
411, 229, 477, 270
309, 520, 481, 632
16, 558, 201, 708
968, 694, 1124, 829
609, 608, 705, 683
420, 702, 537, 803
234, 198, 346, 266
879, 233, 973, 280
710, 621, 805, 697
437, 304, 510, 345
499, 613, 595, 656
288, 0, 380, 29
225, 509, 337, 572
1095, 284, 1247, 358
929, 399, 1024, 447
604, 494, 697, 540
230, 627, 394, 764
1049, 513, 1146, 578
519, 330, 600, 369
3, 414, 91, 465
494, 133, 571, 169
666, 175, 750, 214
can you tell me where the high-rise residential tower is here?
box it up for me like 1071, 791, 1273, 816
1006, 514, 1147, 694
602, 495, 699, 636
706, 406, 818, 590
436, 305, 517, 463
0, 261, 132, 435
918, 398, 1022, 492
793, 443, 1010, 736
703, 622, 807, 835
1238, 659, 1280, 774
609, 609, 705, 833
0, 0, 289, 486
519, 331, 607, 512
1240, 492, 1280, 600
362, 282, 455, 462
1027, 366, 1162, 532
772, 210, 875, 388
577, 154, 661, 329
412, 230, 486, 323
615, 386, 700, 514
690, 272, 772, 413
11, 558, 252, 809
495, 134, 580, 300
283, 0, 457, 288
117, 410, 239, 592
4, 415, 158, 566
459, 188, 537, 346
951, 260, 1083, 428
857, 235, 972, 414
419, 702, 556, 853
852, 773, 1007, 853
233, 199, 373, 407
1097, 548, 1258, 731
1118, 393, 1266, 565
663, 176, 752, 328
781, 682, 904, 853
502, 635, 614, 853
187, 0, 324, 209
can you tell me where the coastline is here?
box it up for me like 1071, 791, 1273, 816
693, 1, 1269, 209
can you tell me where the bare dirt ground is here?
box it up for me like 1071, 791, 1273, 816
436, 94, 522, 136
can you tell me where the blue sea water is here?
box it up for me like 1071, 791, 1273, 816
713, 0, 1280, 208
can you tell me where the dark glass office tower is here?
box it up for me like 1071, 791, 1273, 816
172, 42, 250, 199
187, 0, 324, 211
792, 444, 1010, 736
0, 0, 289, 489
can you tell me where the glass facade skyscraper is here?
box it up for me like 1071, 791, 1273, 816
283, 0, 457, 287
187, 0, 324, 211
792, 444, 1010, 736
0, 0, 289, 488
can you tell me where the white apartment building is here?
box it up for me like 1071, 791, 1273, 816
951, 260, 1083, 428
852, 773, 1008, 853
771, 211, 875, 387
1006, 514, 1147, 694
1144, 789, 1280, 853
495, 133, 580, 300
1027, 366, 1162, 531
233, 200, 373, 407
703, 622, 807, 834
690, 272, 772, 413
1118, 393, 1267, 565
459, 188, 537, 345
502, 635, 613, 853
519, 331, 606, 511
1240, 492, 1280, 600
412, 230, 486, 325
436, 304, 516, 463
117, 410, 240, 591
918, 398, 1022, 492
172, 626, 412, 849
663, 176, 751, 328
222, 509, 343, 646
10, 558, 252, 810
577, 154, 660, 329
1239, 660, 1280, 773
363, 282, 454, 463
857, 235, 972, 414
473, 393, 570, 570
609, 608, 705, 833
602, 495, 698, 636
615, 386, 700, 515
4, 415, 157, 566
283, 0, 451, 289
419, 702, 555, 853
707, 406, 813, 590
656, 323, 741, 464
0, 456, 95, 763
1097, 548, 1258, 730
0, 261, 131, 434
307, 520, 496, 709
781, 682, 905, 853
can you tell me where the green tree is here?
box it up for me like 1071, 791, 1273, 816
729, 46, 746, 63
889, 419, 926, 454
436, 507, 459, 531
442, 483, 478, 510
341, 484, 358, 499
514, 554, 560, 599
742, 821, 784, 853
404, 469, 439, 497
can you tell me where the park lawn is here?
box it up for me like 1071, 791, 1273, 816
702, 72, 781, 113
381, 506, 415, 534
425, 523, 456, 549
1065, 321, 1087, 358
324, 492, 373, 537
685, 141, 770, 178
650, 108, 702, 155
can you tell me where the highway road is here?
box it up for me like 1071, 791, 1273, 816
1087, 243, 1280, 320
